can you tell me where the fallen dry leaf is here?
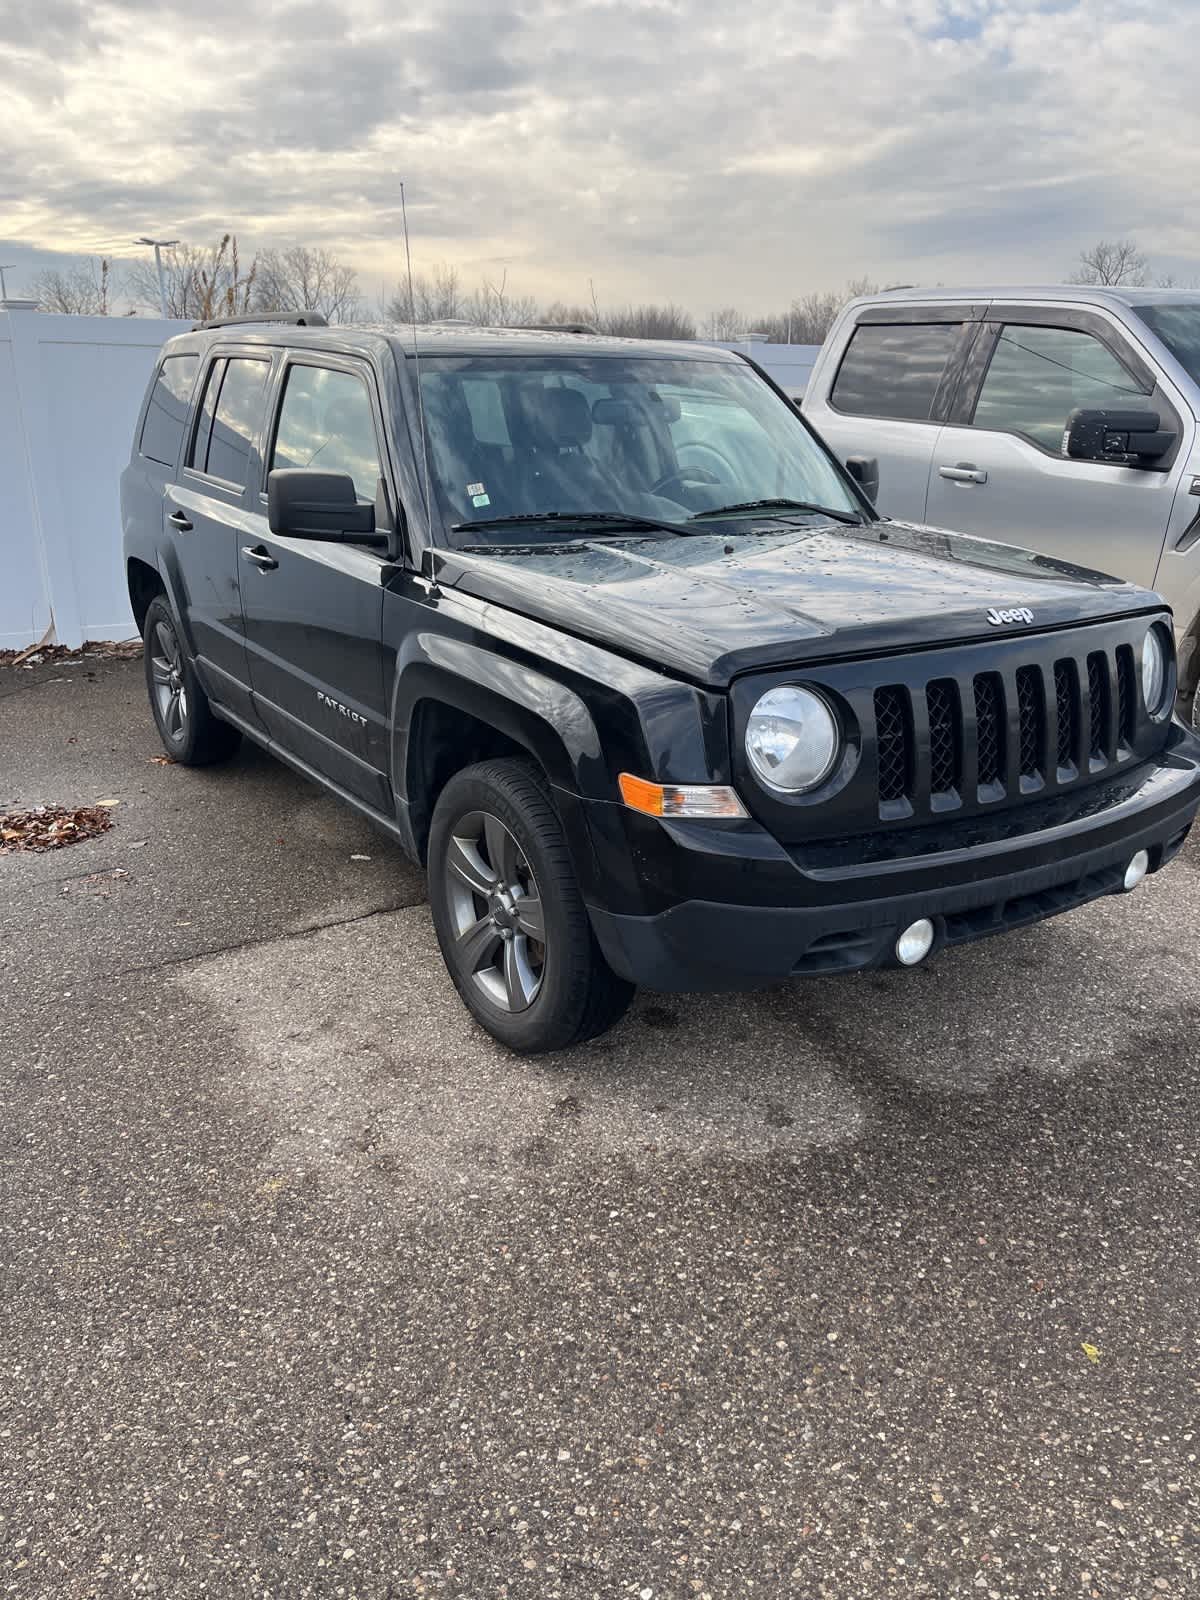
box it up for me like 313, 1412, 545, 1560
0, 639, 142, 669
148, 754, 175, 766
1081, 1342, 1102, 1365
0, 804, 115, 854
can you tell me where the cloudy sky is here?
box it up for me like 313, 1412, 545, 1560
1, 0, 1197, 315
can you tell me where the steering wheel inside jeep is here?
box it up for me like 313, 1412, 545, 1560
650, 466, 722, 498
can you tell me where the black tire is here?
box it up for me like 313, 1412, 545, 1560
142, 595, 241, 766
428, 757, 634, 1052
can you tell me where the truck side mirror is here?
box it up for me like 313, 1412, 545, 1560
845, 455, 879, 502
1063, 408, 1175, 467
267, 468, 389, 546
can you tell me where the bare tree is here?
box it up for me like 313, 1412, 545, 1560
462, 268, 539, 328
541, 300, 601, 329
254, 246, 359, 322
1068, 238, 1149, 288
127, 235, 257, 319
746, 279, 881, 344
597, 303, 696, 340
382, 262, 465, 323
706, 306, 747, 340
29, 258, 113, 315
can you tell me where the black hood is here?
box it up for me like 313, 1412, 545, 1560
436, 520, 1159, 689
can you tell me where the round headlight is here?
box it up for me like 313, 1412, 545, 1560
1141, 625, 1169, 718
746, 685, 840, 793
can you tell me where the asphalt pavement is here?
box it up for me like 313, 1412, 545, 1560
2, 656, 1198, 1598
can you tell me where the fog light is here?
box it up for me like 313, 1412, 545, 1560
895, 917, 935, 966
1123, 849, 1150, 891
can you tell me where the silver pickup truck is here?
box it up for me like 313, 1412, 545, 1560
802, 286, 1200, 727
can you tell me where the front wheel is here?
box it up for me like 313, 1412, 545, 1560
428, 758, 634, 1052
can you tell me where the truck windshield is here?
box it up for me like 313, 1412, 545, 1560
1134, 304, 1200, 385
415, 353, 859, 541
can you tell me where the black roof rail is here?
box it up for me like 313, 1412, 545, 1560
521, 321, 598, 335
191, 310, 329, 331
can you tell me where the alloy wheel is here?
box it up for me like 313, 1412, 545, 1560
149, 619, 188, 743
443, 810, 546, 1012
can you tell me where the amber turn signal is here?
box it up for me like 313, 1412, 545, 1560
618, 773, 748, 819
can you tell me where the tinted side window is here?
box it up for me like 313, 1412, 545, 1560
204, 357, 272, 486
271, 364, 381, 500
139, 354, 199, 467
831, 322, 960, 420
189, 358, 224, 472
972, 325, 1145, 451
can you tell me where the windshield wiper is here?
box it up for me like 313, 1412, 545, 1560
451, 510, 691, 538
690, 497, 862, 526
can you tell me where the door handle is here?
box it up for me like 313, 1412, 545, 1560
938, 464, 988, 484
168, 509, 193, 531
241, 545, 278, 571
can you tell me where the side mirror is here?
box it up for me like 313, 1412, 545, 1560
1063, 408, 1175, 466
267, 468, 389, 545
845, 454, 879, 502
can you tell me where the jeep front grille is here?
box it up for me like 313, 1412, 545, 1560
926, 679, 960, 796
1054, 659, 1079, 773
872, 629, 1153, 820
873, 686, 912, 804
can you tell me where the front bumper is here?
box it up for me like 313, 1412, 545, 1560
583, 723, 1200, 991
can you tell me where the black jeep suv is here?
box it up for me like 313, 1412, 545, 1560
122, 314, 1200, 1051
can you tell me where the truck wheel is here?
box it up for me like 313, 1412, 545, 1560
428, 758, 634, 1053
142, 595, 241, 766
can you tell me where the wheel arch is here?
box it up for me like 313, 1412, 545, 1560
126, 557, 166, 636
392, 641, 608, 865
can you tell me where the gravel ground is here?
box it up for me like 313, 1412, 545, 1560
1, 657, 1198, 1598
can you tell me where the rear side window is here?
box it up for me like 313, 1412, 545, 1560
972, 325, 1145, 451
831, 322, 960, 421
271, 364, 382, 501
189, 356, 272, 486
139, 354, 199, 467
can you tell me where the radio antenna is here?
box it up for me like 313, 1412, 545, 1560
401, 181, 433, 532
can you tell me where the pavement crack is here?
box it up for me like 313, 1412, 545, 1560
112, 897, 428, 978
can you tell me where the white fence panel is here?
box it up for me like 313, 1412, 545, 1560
0, 309, 186, 650
0, 315, 823, 653
0, 331, 48, 650
710, 340, 821, 396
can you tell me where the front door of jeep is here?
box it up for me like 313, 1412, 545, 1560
238, 355, 393, 811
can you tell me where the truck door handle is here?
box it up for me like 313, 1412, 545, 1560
938, 464, 988, 484
168, 510, 193, 531
241, 545, 278, 571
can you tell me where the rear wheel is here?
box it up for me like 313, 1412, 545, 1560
143, 595, 240, 765
428, 758, 634, 1052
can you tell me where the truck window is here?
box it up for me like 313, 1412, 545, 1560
139, 354, 199, 467
971, 325, 1144, 452
1134, 303, 1200, 385
271, 364, 382, 501
189, 356, 272, 486
830, 322, 960, 421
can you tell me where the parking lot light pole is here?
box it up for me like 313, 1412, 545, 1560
135, 237, 178, 318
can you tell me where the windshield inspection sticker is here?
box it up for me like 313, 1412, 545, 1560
467, 481, 491, 507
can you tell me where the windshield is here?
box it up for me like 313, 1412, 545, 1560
1134, 304, 1200, 385
415, 353, 859, 542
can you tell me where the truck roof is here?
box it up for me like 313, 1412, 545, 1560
852, 284, 1200, 311
159, 320, 744, 364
